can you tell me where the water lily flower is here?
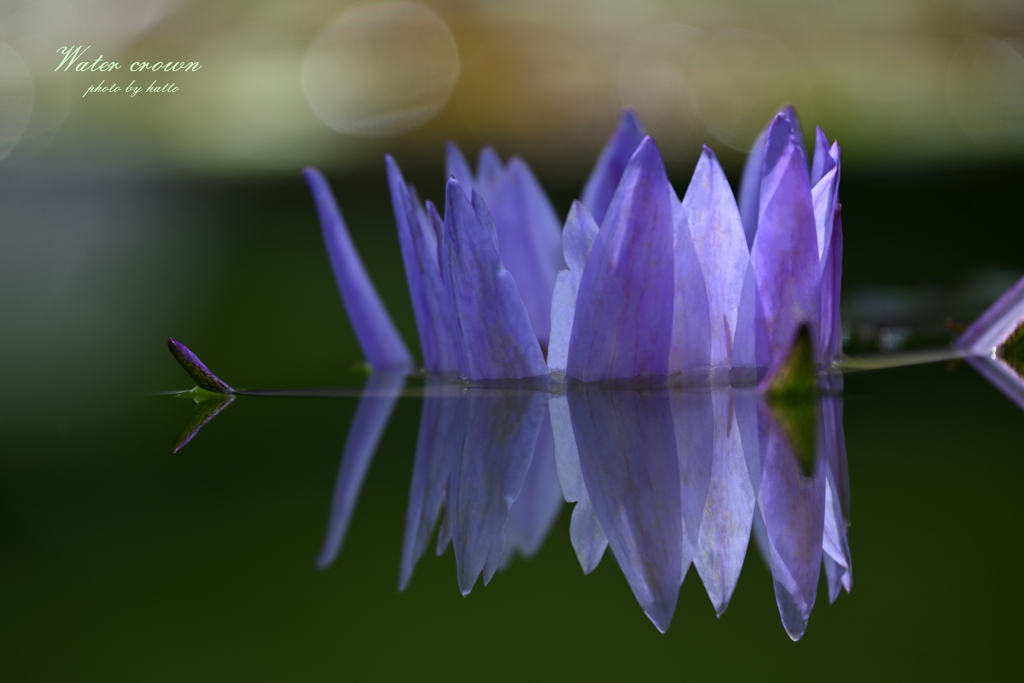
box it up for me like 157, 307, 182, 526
305, 106, 843, 383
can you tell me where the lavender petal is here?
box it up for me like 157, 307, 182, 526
445, 141, 476, 192
567, 137, 676, 381
548, 201, 601, 373
484, 157, 566, 347
386, 156, 459, 373
819, 206, 844, 364
739, 107, 806, 250
441, 178, 548, 380
810, 127, 837, 187
303, 168, 412, 372
750, 122, 821, 365
476, 147, 505, 198
738, 130, 766, 250
580, 110, 647, 225
683, 146, 749, 369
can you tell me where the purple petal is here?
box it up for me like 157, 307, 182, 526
550, 395, 608, 574
484, 157, 566, 347
500, 417, 564, 568
739, 107, 806, 249
731, 263, 771, 376
548, 201, 601, 373
810, 127, 837, 187
580, 110, 647, 225
316, 372, 406, 569
680, 145, 746, 370
672, 391, 713, 586
570, 386, 682, 633
738, 130, 766, 250
757, 401, 826, 641
304, 167, 412, 372
957, 272, 1024, 354
445, 141, 475, 192
167, 338, 235, 393
693, 389, 757, 616
567, 137, 676, 381
386, 156, 460, 373
750, 125, 821, 365
819, 206, 844, 364
476, 146, 505, 198
441, 178, 548, 380
398, 386, 461, 591
669, 192, 712, 379
449, 388, 548, 595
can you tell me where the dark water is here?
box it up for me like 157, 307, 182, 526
2, 163, 1024, 680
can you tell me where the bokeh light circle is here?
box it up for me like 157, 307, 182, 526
301, 1, 460, 138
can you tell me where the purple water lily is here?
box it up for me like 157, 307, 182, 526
305, 107, 843, 382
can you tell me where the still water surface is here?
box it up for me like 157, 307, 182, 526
3, 168, 1023, 680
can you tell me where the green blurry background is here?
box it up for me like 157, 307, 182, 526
2, 0, 1024, 680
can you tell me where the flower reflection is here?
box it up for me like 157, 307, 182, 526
310, 375, 851, 640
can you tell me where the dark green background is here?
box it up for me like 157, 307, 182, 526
2, 160, 1023, 680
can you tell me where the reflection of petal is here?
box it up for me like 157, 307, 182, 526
501, 418, 564, 569
399, 384, 461, 591
967, 355, 1024, 412
958, 273, 1024, 355
570, 386, 682, 633
549, 395, 607, 573
317, 372, 406, 569
757, 400, 826, 641
171, 393, 235, 453
672, 391, 713, 585
693, 389, 757, 616
820, 390, 852, 603
449, 388, 548, 595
